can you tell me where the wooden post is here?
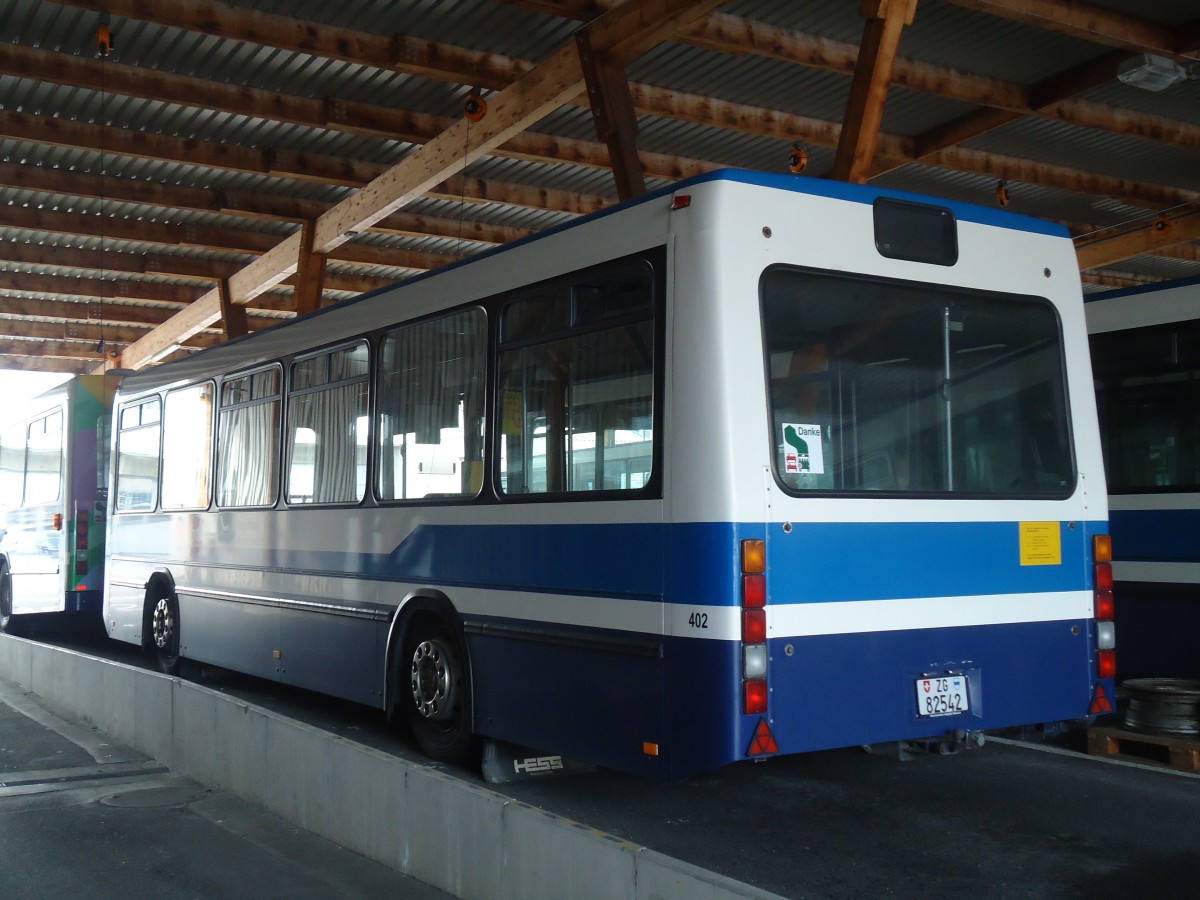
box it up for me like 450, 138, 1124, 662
576, 29, 646, 201
293, 219, 328, 316
217, 276, 248, 339
832, 0, 918, 184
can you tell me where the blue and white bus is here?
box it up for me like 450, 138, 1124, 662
1, 375, 118, 634
103, 170, 1113, 778
1087, 276, 1200, 681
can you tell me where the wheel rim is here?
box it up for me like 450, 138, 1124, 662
410, 638, 456, 721
151, 597, 175, 651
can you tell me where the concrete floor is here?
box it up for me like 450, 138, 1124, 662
0, 679, 451, 900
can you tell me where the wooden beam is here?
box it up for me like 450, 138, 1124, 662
0, 294, 237, 331
0, 111, 609, 215
217, 278, 249, 340
0, 44, 711, 191
831, 0, 919, 184
0, 355, 96, 375
944, 0, 1181, 58
1075, 205, 1200, 271
576, 30, 646, 201
1081, 269, 1159, 290
0, 205, 452, 286
107, 0, 727, 371
906, 49, 1125, 165
54, 0, 529, 91
0, 241, 397, 298
0, 317, 217, 350
293, 221, 328, 317
38, 0, 1197, 170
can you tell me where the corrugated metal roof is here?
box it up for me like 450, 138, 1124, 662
0, 0, 1197, 370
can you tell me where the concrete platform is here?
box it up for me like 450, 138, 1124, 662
0, 633, 783, 900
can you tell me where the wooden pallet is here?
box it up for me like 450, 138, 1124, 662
1087, 726, 1200, 772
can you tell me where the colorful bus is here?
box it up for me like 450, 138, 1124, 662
1, 375, 118, 634
1087, 276, 1200, 680
103, 170, 1113, 778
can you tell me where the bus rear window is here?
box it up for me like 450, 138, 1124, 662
762, 267, 1074, 497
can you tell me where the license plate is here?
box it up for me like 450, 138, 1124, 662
915, 675, 970, 717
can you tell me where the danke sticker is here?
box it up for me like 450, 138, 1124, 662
782, 423, 824, 475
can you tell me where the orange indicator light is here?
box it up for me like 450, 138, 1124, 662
741, 539, 766, 574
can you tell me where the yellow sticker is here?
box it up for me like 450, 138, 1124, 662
1020, 521, 1062, 566
503, 390, 524, 435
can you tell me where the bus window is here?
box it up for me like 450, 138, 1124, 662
1091, 321, 1200, 491
161, 384, 215, 510
218, 367, 281, 507
287, 343, 369, 505
762, 267, 1073, 496
377, 309, 485, 501
115, 397, 162, 512
23, 412, 63, 506
0, 425, 24, 509
498, 263, 655, 496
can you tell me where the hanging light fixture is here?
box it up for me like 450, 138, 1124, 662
1117, 54, 1192, 92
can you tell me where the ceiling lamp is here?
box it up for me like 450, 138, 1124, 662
1117, 53, 1191, 92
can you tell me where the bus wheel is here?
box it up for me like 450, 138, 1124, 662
0, 563, 24, 636
402, 616, 477, 765
149, 594, 182, 675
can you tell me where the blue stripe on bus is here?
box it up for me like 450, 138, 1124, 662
382, 519, 1094, 603
764, 519, 1098, 603
1109, 508, 1200, 563
679, 169, 1069, 237
286, 518, 1095, 603
113, 517, 1101, 606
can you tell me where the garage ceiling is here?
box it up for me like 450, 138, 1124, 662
0, 0, 1197, 373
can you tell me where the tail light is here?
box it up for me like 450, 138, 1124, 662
74, 509, 89, 579
741, 539, 769, 715
1093, 535, 1115, 670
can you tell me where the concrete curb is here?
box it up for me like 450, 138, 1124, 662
0, 635, 786, 900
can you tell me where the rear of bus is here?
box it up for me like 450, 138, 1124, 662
0, 375, 114, 628
663, 173, 1112, 776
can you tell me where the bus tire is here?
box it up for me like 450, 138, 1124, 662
0, 561, 24, 637
147, 592, 182, 676
400, 612, 477, 765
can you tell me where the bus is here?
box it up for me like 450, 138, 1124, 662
103, 170, 1113, 779
1087, 276, 1200, 681
1, 375, 118, 634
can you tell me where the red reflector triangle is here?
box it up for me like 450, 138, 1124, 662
1089, 684, 1113, 715
747, 718, 779, 756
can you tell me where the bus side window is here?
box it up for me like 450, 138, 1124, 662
161, 384, 215, 510
115, 398, 162, 512
218, 368, 281, 508
0, 425, 25, 509
376, 309, 486, 501
287, 343, 369, 505
23, 412, 63, 506
497, 262, 656, 497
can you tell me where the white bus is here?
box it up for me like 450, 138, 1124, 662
104, 170, 1113, 778
1087, 277, 1200, 681
1, 375, 118, 634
